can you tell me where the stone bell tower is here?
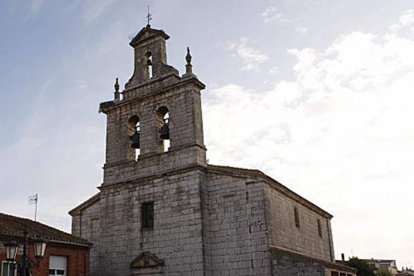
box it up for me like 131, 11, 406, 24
100, 25, 206, 185
92, 24, 208, 275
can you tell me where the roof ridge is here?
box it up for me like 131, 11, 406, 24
207, 164, 333, 218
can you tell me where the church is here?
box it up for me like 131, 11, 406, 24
69, 23, 356, 276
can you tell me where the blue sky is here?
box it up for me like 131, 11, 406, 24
0, 0, 413, 269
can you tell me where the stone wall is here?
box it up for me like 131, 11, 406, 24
103, 77, 206, 174
86, 169, 206, 276
271, 247, 326, 276
264, 184, 334, 262
202, 172, 272, 275
73, 165, 341, 275
71, 195, 101, 271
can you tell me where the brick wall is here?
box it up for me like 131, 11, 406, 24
0, 243, 89, 276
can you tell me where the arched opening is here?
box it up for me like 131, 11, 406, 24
146, 51, 153, 79
128, 115, 140, 160
156, 106, 170, 152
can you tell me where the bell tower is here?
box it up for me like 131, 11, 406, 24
99, 25, 206, 185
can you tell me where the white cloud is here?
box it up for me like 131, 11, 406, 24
82, 0, 119, 24
269, 66, 279, 75
205, 24, 414, 265
263, 66, 279, 84
390, 9, 414, 32
227, 37, 269, 72
261, 6, 308, 34
261, 6, 296, 24
296, 25, 308, 34
261, 7, 276, 19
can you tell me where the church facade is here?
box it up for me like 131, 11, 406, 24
69, 24, 356, 276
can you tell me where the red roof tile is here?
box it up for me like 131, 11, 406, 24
0, 213, 90, 247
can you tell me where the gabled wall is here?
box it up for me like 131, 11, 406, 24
264, 183, 334, 262
75, 168, 206, 276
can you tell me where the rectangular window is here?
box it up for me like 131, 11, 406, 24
142, 202, 154, 229
49, 256, 67, 276
317, 219, 322, 237
49, 270, 65, 275
1, 261, 16, 276
294, 207, 300, 228
331, 272, 339, 276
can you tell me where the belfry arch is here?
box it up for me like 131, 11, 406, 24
156, 106, 170, 152
128, 115, 140, 160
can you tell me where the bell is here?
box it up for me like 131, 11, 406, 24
131, 130, 140, 149
159, 122, 169, 140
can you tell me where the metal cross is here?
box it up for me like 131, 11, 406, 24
146, 6, 152, 27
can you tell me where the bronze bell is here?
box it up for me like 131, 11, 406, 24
131, 129, 140, 149
159, 121, 169, 140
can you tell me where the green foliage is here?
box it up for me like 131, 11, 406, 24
377, 269, 393, 276
345, 257, 375, 276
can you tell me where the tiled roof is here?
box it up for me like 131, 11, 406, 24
271, 246, 357, 273
0, 213, 90, 247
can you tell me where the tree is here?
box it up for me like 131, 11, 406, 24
345, 257, 375, 276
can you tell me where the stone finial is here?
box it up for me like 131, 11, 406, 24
185, 47, 193, 75
186, 47, 192, 64
114, 78, 120, 91
114, 77, 120, 101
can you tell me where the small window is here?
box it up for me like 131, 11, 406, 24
1, 261, 16, 276
294, 207, 300, 228
142, 202, 154, 229
49, 256, 67, 276
317, 219, 322, 237
331, 272, 339, 276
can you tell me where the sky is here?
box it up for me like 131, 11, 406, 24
0, 0, 413, 269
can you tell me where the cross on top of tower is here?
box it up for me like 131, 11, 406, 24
146, 6, 152, 27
